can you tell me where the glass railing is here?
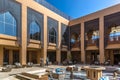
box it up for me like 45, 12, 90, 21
35, 0, 72, 20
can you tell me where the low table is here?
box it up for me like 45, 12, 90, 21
84, 66, 105, 80
52, 73, 65, 80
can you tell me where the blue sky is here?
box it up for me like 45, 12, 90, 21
46, 0, 120, 19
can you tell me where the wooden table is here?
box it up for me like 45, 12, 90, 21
52, 73, 65, 80
84, 66, 105, 80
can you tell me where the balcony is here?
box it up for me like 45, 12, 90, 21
71, 41, 80, 49
108, 36, 120, 44
86, 39, 99, 46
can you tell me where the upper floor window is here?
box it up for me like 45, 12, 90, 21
62, 36, 66, 45
109, 26, 120, 41
0, 12, 17, 36
70, 33, 79, 44
30, 21, 41, 40
49, 28, 56, 43
92, 30, 99, 40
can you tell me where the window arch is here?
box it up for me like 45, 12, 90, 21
0, 12, 17, 36
49, 28, 56, 43
30, 21, 41, 40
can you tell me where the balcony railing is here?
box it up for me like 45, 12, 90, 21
70, 41, 80, 48
35, 0, 72, 20
86, 39, 99, 46
108, 36, 120, 44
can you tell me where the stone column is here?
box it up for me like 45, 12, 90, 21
81, 22, 85, 63
37, 50, 41, 64
0, 46, 3, 66
41, 14, 47, 64
67, 51, 71, 61
99, 16, 105, 64
9, 50, 13, 65
56, 50, 61, 64
56, 22, 61, 64
20, 4, 27, 65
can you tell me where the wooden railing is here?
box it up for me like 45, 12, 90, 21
70, 41, 80, 48
86, 39, 99, 46
108, 36, 120, 44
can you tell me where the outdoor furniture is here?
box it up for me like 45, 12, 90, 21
16, 72, 48, 80
94, 60, 100, 65
66, 66, 82, 79
114, 68, 120, 74
15, 62, 22, 68
16, 69, 48, 80
84, 66, 105, 80
27, 62, 33, 67
118, 62, 120, 66
52, 68, 65, 80
2, 65, 12, 72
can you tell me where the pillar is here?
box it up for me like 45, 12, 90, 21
99, 16, 105, 64
81, 22, 85, 63
56, 50, 61, 64
56, 22, 61, 64
20, 4, 27, 65
110, 50, 114, 65
41, 14, 47, 64
0, 46, 3, 66
67, 51, 71, 61
37, 50, 41, 64
9, 50, 13, 65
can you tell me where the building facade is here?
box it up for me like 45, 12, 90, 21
69, 4, 120, 65
0, 0, 120, 66
0, 0, 69, 65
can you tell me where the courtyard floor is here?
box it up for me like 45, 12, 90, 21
0, 64, 120, 80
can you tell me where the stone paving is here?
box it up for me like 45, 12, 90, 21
0, 65, 120, 80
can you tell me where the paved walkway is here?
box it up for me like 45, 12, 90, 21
0, 65, 120, 80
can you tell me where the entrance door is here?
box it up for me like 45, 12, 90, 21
3, 49, 9, 65
71, 51, 81, 64
13, 50, 19, 64
47, 52, 56, 64
61, 51, 67, 63
114, 54, 120, 65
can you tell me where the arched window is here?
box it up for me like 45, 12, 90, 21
30, 21, 40, 40
49, 28, 56, 43
0, 12, 17, 36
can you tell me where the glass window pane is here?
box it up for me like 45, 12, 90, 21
0, 14, 4, 22
5, 12, 13, 24
30, 22, 40, 40
13, 26, 16, 36
0, 22, 4, 34
14, 19, 17, 26
5, 24, 13, 36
